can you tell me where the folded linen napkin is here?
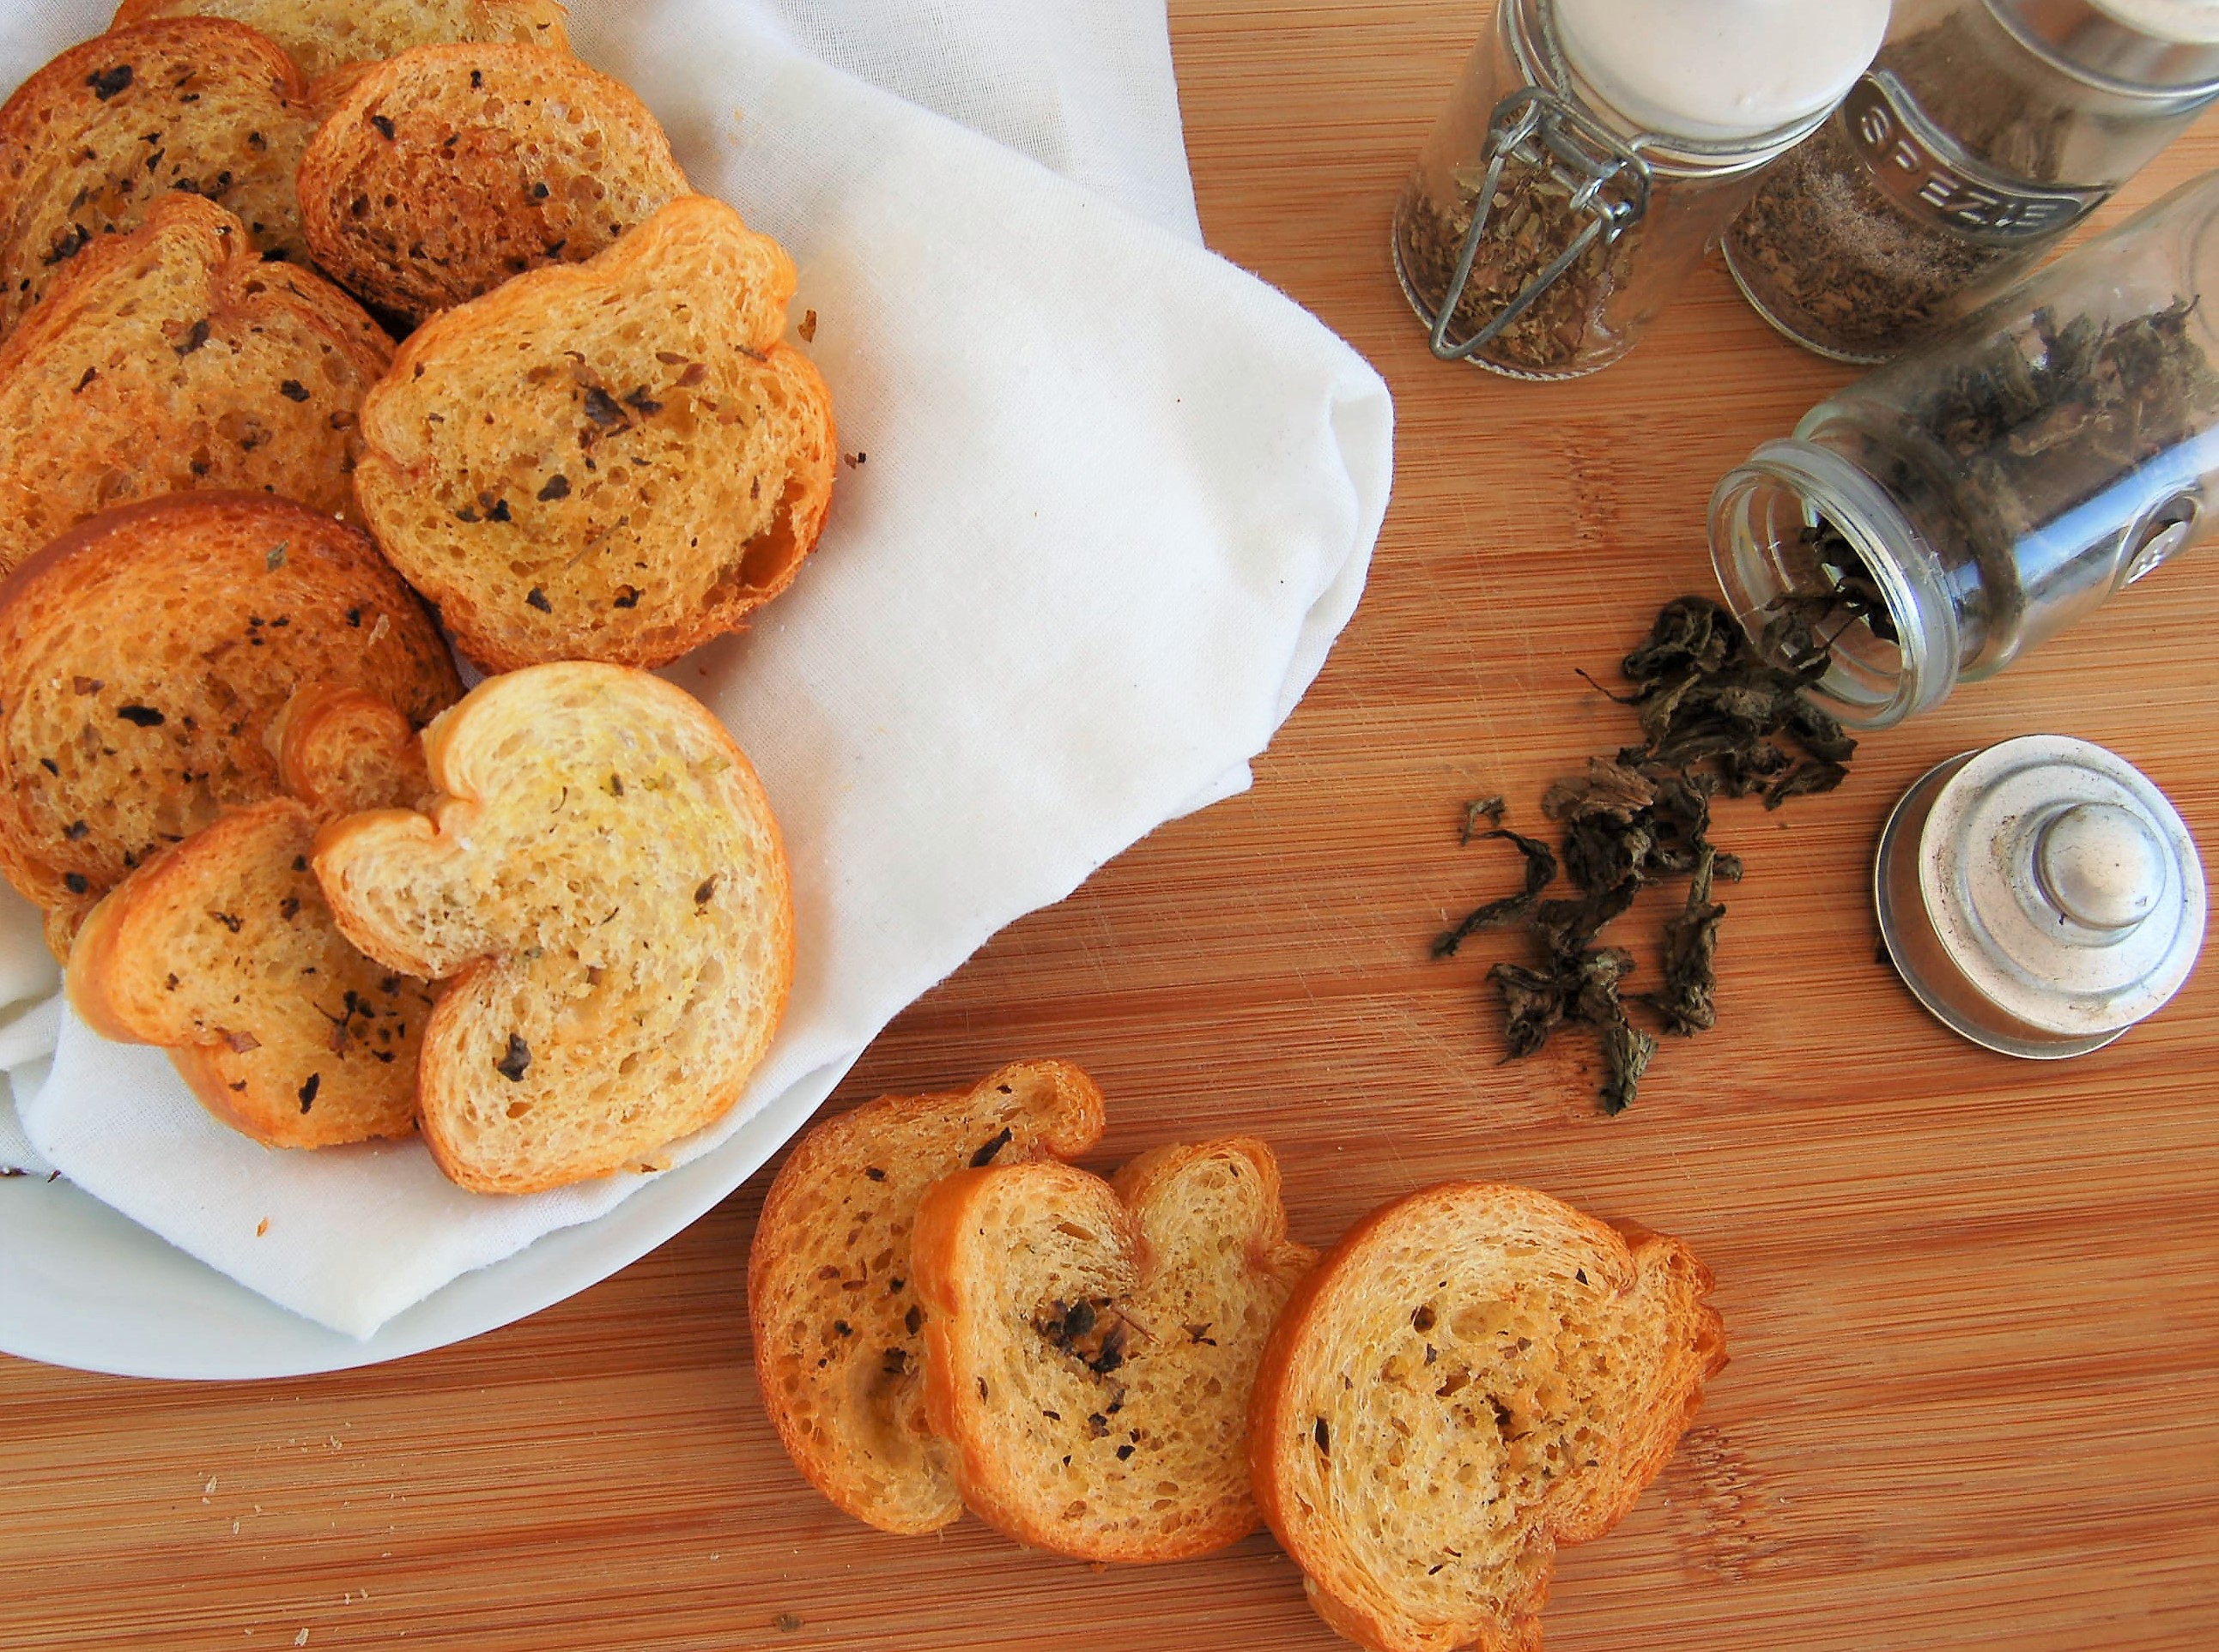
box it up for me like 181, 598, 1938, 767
0, 0, 1391, 1340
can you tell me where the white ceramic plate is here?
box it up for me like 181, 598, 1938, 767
0, 1061, 850, 1379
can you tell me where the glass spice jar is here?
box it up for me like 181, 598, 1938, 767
1391, 0, 1888, 380
1725, 0, 2219, 365
1710, 167, 2219, 729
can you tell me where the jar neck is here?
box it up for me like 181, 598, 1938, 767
1507, 0, 1837, 176
1708, 439, 1961, 728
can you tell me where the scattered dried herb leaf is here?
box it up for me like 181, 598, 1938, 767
969, 1126, 1012, 1167
1434, 596, 1853, 1112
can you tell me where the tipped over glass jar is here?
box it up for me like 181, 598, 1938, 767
1712, 167, 2219, 728
1391, 0, 1888, 380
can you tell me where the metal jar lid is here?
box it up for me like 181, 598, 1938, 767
1874, 734, 2207, 1057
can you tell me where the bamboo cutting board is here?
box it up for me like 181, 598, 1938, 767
3, 3, 2217, 1649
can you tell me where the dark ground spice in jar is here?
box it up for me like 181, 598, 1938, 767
1726, 120, 2020, 360
1725, 7, 2088, 361
1394, 161, 1639, 377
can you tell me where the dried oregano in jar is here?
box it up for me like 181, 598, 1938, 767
1725, 0, 2219, 365
1392, 0, 1885, 379
1395, 156, 1643, 378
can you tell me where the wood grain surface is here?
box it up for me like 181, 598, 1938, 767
6, 3, 2219, 1649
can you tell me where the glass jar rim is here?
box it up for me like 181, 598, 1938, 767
1509, 0, 1840, 176
1708, 439, 1961, 729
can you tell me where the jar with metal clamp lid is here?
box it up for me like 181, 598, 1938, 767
1711, 167, 2219, 728
1391, 0, 1888, 380
1725, 0, 2219, 365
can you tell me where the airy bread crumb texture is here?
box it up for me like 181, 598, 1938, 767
108, 0, 570, 88
0, 194, 391, 574
299, 43, 687, 326
313, 663, 794, 1195
0, 19, 314, 338
0, 493, 459, 955
913, 1141, 1316, 1564
1251, 1183, 1725, 1652
749, 1060, 1107, 1536
66, 681, 433, 1147
353, 194, 835, 672
265, 682, 430, 816
67, 798, 433, 1149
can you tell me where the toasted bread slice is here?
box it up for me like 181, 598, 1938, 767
0, 194, 391, 573
1250, 1183, 1726, 1652
264, 681, 429, 814
0, 493, 460, 956
911, 1139, 1316, 1563
749, 1060, 1109, 1536
0, 19, 314, 339
109, 0, 570, 89
353, 193, 835, 671
313, 663, 793, 1194
66, 693, 433, 1147
298, 43, 688, 327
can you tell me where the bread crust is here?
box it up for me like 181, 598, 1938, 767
298, 42, 687, 326
0, 192, 391, 573
1248, 1183, 1727, 1652
264, 682, 429, 815
66, 788, 433, 1148
912, 1139, 1317, 1564
748, 1061, 1107, 1535
109, 0, 572, 88
314, 663, 793, 1195
0, 19, 313, 338
352, 193, 835, 672
0, 492, 459, 953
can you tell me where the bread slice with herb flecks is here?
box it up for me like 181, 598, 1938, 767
351, 192, 835, 671
0, 493, 459, 958
298, 43, 688, 328
0, 193, 392, 574
0, 19, 315, 339
264, 681, 430, 816
910, 1138, 1316, 1563
108, 0, 570, 90
65, 683, 433, 1147
312, 662, 793, 1194
749, 1060, 1108, 1536
1249, 1183, 1725, 1652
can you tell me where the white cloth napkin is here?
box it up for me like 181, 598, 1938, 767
0, 892, 60, 1177
1, 0, 1392, 1338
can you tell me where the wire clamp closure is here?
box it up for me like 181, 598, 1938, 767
1419, 87, 1652, 361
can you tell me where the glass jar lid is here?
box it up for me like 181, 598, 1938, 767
1514, 0, 1876, 175
1555, 0, 1890, 141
